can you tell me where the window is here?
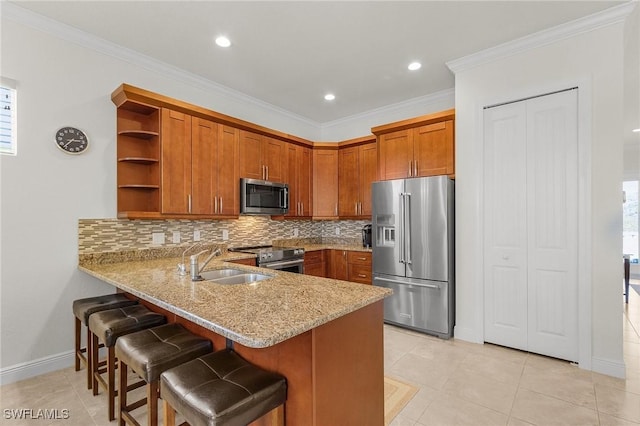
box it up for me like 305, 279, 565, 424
1, 78, 17, 156
623, 180, 639, 263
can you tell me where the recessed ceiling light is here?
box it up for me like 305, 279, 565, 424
408, 62, 422, 71
215, 36, 231, 48
633, 128, 640, 133
324, 93, 335, 101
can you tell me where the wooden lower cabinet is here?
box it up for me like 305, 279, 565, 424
304, 250, 326, 277
327, 250, 371, 284
130, 294, 385, 426
228, 257, 256, 267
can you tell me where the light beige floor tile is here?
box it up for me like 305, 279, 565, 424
390, 413, 418, 426
458, 352, 525, 385
595, 383, 640, 423
598, 412, 640, 426
395, 386, 439, 422
519, 364, 597, 409
507, 417, 535, 426
593, 371, 640, 396
387, 353, 456, 389
511, 388, 598, 425
442, 369, 517, 414
417, 392, 508, 426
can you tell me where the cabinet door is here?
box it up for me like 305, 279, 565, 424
338, 146, 360, 216
358, 143, 377, 216
378, 129, 412, 180
285, 143, 299, 217
191, 117, 217, 215
413, 120, 454, 177
298, 146, 312, 216
239, 130, 263, 180
161, 109, 192, 214
329, 250, 348, 281
312, 148, 338, 218
263, 136, 285, 182
216, 125, 240, 215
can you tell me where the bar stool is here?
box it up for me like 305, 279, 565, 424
72, 294, 138, 389
115, 323, 213, 426
89, 305, 166, 421
160, 349, 287, 426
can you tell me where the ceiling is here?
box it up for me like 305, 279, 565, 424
9, 1, 625, 124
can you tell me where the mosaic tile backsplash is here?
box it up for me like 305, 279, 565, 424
78, 216, 371, 254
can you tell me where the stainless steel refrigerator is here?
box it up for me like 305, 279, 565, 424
372, 176, 455, 338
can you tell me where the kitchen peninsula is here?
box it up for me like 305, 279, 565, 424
79, 250, 391, 425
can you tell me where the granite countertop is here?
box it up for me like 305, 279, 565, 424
79, 256, 390, 349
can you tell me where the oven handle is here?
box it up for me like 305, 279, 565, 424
261, 259, 304, 269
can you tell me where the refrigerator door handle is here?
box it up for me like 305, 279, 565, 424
399, 192, 405, 264
404, 192, 412, 264
375, 276, 440, 290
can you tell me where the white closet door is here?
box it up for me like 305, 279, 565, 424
526, 91, 578, 361
483, 102, 528, 351
483, 89, 579, 362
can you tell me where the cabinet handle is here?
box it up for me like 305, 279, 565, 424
266, 165, 269, 180
358, 274, 367, 278
188, 194, 192, 214
358, 257, 367, 261
214, 196, 218, 213
408, 161, 412, 177
220, 197, 223, 213
301, 202, 304, 216
414, 160, 418, 176
355, 202, 358, 215
335, 204, 338, 216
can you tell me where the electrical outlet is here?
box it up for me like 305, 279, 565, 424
335, 227, 341, 236
172, 231, 181, 244
222, 229, 229, 241
152, 232, 165, 245
293, 228, 299, 237
193, 230, 201, 241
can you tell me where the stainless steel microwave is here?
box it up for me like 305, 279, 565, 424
240, 178, 289, 215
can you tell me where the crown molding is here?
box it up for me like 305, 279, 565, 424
321, 88, 455, 130
1, 1, 320, 129
447, 1, 637, 74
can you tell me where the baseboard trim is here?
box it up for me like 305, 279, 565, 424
453, 325, 483, 344
0, 351, 75, 385
591, 356, 626, 379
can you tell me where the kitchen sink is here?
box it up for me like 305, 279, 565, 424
200, 269, 272, 285
199, 268, 246, 281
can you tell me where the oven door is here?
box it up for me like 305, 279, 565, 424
261, 258, 304, 274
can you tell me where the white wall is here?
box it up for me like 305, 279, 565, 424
453, 17, 630, 376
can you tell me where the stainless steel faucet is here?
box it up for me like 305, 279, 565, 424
190, 247, 223, 281
177, 242, 202, 276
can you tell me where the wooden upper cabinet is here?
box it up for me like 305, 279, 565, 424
312, 146, 338, 218
413, 120, 454, 177
161, 109, 239, 217
338, 140, 377, 218
285, 143, 312, 217
215, 125, 240, 216
161, 109, 193, 214
373, 109, 455, 180
239, 131, 284, 182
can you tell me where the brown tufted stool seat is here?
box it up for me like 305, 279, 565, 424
72, 294, 138, 389
89, 305, 166, 421
160, 349, 287, 426
115, 323, 213, 426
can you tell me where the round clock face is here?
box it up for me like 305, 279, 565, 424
55, 126, 89, 154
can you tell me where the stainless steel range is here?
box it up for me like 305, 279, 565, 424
230, 245, 305, 273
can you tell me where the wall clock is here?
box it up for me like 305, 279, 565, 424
55, 126, 89, 154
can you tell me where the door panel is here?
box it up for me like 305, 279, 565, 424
161, 109, 192, 214
483, 101, 528, 349
359, 143, 378, 216
338, 146, 359, 216
372, 179, 405, 278
526, 90, 578, 361
239, 131, 263, 180
378, 130, 412, 180
413, 120, 454, 177
191, 117, 216, 215
217, 125, 239, 215
405, 176, 450, 282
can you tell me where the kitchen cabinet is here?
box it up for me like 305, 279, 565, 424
304, 250, 326, 277
373, 110, 455, 180
115, 99, 161, 218
328, 250, 372, 284
239, 131, 285, 182
285, 143, 312, 218
228, 258, 256, 267
338, 141, 377, 218
161, 109, 239, 216
312, 146, 339, 219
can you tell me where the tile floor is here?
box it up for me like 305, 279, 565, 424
1, 281, 639, 426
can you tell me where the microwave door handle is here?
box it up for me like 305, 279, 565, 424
282, 187, 289, 209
